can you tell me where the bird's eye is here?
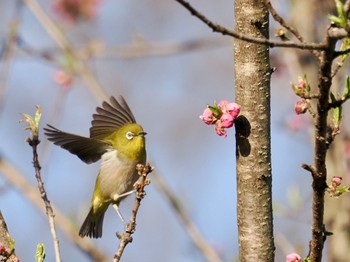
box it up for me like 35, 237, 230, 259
126, 131, 134, 140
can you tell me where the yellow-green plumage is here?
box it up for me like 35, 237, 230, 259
44, 96, 146, 238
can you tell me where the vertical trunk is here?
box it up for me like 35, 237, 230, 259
234, 1, 274, 261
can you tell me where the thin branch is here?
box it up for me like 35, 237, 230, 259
113, 163, 153, 262
333, 47, 350, 58
328, 97, 348, 109
264, 0, 304, 42
174, 0, 326, 50
21, 124, 61, 261
301, 163, 318, 178
153, 172, 223, 262
309, 30, 338, 261
0, 159, 110, 262
263, 0, 320, 58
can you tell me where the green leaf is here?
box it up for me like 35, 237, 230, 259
208, 105, 221, 117
327, 0, 347, 28
36, 243, 45, 262
19, 105, 42, 137
327, 14, 345, 27
333, 105, 342, 127
336, 186, 350, 194
336, 0, 346, 21
343, 76, 350, 100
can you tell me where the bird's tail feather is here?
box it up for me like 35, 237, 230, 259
79, 207, 105, 238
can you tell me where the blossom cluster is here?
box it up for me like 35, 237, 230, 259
200, 100, 240, 138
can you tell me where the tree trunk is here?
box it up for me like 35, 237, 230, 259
234, 0, 275, 261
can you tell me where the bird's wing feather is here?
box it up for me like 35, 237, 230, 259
44, 125, 110, 164
90, 96, 136, 140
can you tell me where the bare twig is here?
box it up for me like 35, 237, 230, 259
113, 163, 153, 262
0, 159, 110, 262
153, 172, 222, 262
20, 107, 61, 262
301, 163, 318, 177
174, 0, 326, 50
264, 0, 305, 43
263, 0, 320, 58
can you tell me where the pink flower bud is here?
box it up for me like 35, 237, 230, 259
297, 79, 306, 89
332, 176, 342, 187
294, 100, 308, 115
199, 108, 216, 125
220, 113, 234, 128
218, 100, 229, 111
286, 253, 301, 262
214, 121, 227, 137
226, 102, 240, 118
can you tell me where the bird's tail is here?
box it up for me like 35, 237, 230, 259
79, 207, 105, 238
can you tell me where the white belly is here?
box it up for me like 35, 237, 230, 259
98, 150, 139, 200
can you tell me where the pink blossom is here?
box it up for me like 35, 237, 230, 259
226, 102, 240, 118
286, 253, 301, 262
199, 108, 216, 125
220, 113, 234, 128
214, 122, 227, 137
53, 70, 73, 90
332, 176, 343, 187
294, 100, 308, 115
218, 100, 240, 118
218, 100, 230, 111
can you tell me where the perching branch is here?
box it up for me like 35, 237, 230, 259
113, 163, 153, 262
20, 106, 62, 262
174, 0, 326, 50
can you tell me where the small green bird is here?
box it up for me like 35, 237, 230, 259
44, 96, 147, 238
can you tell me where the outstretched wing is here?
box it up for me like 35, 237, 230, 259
90, 96, 136, 140
44, 125, 110, 164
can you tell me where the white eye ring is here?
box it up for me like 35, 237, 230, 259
126, 131, 134, 140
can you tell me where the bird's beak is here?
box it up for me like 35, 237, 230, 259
138, 131, 147, 137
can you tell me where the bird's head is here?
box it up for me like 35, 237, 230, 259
110, 123, 147, 161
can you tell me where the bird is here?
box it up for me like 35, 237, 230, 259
44, 96, 147, 238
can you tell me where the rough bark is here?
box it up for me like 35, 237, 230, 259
234, 0, 275, 261
0, 211, 18, 262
